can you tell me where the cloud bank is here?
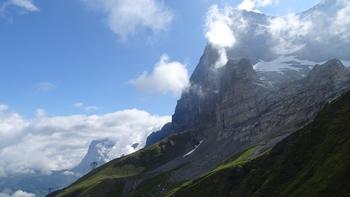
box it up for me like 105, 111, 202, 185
131, 54, 189, 96
0, 105, 170, 177
81, 0, 173, 40
0, 190, 35, 197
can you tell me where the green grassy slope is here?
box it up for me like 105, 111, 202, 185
167, 92, 350, 197
53, 132, 197, 197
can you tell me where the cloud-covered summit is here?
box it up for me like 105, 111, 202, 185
205, 0, 350, 64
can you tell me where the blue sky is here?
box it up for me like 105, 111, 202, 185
0, 0, 320, 118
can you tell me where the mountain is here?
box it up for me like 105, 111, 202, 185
48, 1, 350, 196
47, 58, 350, 197
146, 0, 350, 145
72, 139, 116, 175
0, 139, 117, 197
168, 90, 350, 197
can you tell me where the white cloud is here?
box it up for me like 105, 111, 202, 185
35, 82, 56, 92
35, 108, 46, 118
205, 5, 249, 68
0, 111, 29, 150
205, 5, 236, 49
81, 0, 173, 40
74, 102, 99, 113
238, 0, 278, 12
265, 0, 350, 55
0, 105, 170, 177
1, 0, 39, 12
267, 14, 313, 54
333, 0, 350, 39
215, 48, 229, 69
205, 5, 235, 68
0, 190, 35, 197
130, 54, 189, 96
0, 104, 9, 112
62, 170, 75, 176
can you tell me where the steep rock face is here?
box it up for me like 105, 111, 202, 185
158, 58, 350, 184
217, 59, 264, 131
215, 59, 350, 144
147, 46, 221, 145
150, 57, 350, 147
146, 59, 350, 184
169, 90, 350, 197
172, 45, 220, 131
146, 123, 175, 146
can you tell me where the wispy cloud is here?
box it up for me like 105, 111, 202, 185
238, 0, 279, 12
0, 104, 170, 177
0, 104, 9, 112
81, 0, 173, 40
35, 81, 56, 93
74, 102, 99, 113
130, 54, 189, 96
1, 0, 39, 12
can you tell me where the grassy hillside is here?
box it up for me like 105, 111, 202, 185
167, 92, 350, 197
52, 131, 198, 197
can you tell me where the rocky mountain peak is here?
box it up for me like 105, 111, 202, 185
226, 59, 257, 81
307, 59, 350, 85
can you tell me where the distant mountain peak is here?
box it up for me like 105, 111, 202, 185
309, 59, 348, 78
71, 139, 116, 174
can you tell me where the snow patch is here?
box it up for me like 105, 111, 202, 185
62, 171, 75, 176
253, 56, 321, 73
183, 140, 204, 158
341, 60, 350, 67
